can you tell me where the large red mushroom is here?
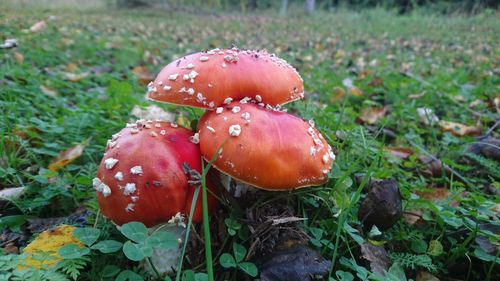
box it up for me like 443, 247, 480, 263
197, 102, 335, 191
147, 48, 304, 109
94, 119, 217, 226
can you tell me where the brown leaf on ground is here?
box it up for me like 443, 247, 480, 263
3, 243, 19, 254
361, 242, 391, 275
13, 52, 24, 64
329, 87, 345, 103
467, 137, 500, 161
418, 155, 452, 178
438, 120, 482, 137
403, 209, 423, 225
357, 107, 388, 124
416, 187, 451, 201
65, 63, 78, 73
63, 72, 89, 82
385, 147, 413, 159
40, 85, 58, 97
29, 21, 46, 32
133, 66, 155, 85
416, 271, 440, 281
48, 143, 87, 172
349, 86, 363, 97
131, 105, 176, 122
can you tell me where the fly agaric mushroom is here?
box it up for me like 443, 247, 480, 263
147, 48, 304, 109
197, 102, 335, 191
94, 120, 218, 274
95, 120, 217, 226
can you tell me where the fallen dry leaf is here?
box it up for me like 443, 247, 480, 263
416, 187, 451, 201
21, 225, 83, 268
132, 66, 155, 85
361, 243, 390, 275
385, 147, 413, 159
418, 155, 452, 178
131, 105, 176, 122
63, 72, 89, 82
416, 271, 440, 281
438, 120, 482, 136
65, 63, 78, 73
357, 107, 388, 124
40, 85, 58, 97
48, 143, 87, 172
13, 52, 24, 64
329, 87, 345, 103
29, 21, 46, 33
403, 209, 423, 225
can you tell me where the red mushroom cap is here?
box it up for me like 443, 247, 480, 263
197, 103, 335, 191
94, 120, 218, 227
147, 48, 304, 109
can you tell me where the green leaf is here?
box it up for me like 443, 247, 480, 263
195, 273, 208, 281
219, 253, 236, 268
336, 270, 354, 281
72, 227, 100, 246
58, 244, 90, 259
232, 242, 246, 263
182, 270, 195, 281
146, 231, 177, 249
101, 265, 121, 278
122, 241, 152, 261
91, 240, 123, 253
411, 239, 428, 254
238, 262, 258, 277
427, 240, 443, 256
120, 222, 148, 243
116, 270, 144, 281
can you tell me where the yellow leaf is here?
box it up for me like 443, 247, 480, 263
438, 120, 482, 137
65, 63, 78, 73
48, 143, 87, 172
13, 52, 24, 64
40, 85, 58, 97
21, 225, 83, 269
357, 107, 388, 124
176, 113, 191, 129
348, 86, 363, 97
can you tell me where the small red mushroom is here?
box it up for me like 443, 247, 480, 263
94, 120, 218, 227
147, 48, 304, 109
197, 102, 335, 191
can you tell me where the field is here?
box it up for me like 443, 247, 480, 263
1, 2, 499, 281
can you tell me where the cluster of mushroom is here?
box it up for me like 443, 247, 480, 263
92, 47, 335, 274
148, 48, 335, 192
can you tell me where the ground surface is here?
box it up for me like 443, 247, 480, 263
1, 4, 499, 281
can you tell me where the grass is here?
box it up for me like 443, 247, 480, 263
1, 2, 499, 281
